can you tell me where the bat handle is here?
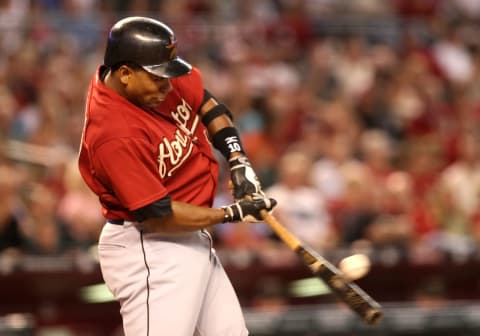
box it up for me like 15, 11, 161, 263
260, 209, 302, 250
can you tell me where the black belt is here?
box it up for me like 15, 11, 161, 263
107, 219, 124, 225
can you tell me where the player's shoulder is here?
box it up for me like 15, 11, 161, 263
84, 102, 149, 151
85, 118, 141, 151
170, 66, 203, 91
169, 66, 204, 108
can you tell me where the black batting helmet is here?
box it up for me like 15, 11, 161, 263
104, 16, 192, 78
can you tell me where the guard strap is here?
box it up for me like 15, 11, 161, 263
201, 89, 233, 125
201, 104, 231, 126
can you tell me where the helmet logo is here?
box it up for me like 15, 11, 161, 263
166, 35, 177, 58
166, 35, 177, 48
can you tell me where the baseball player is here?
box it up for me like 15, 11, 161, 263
78, 17, 276, 336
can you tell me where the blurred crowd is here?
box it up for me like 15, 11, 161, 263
1, 0, 480, 269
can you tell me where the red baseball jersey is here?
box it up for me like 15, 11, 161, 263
78, 66, 219, 221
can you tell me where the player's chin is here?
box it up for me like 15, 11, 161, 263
144, 98, 164, 109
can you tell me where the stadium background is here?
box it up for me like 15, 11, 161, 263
1, 0, 480, 335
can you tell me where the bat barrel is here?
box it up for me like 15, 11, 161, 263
259, 210, 384, 326
299, 246, 384, 325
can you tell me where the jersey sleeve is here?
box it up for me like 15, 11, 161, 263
172, 67, 204, 113
93, 137, 169, 211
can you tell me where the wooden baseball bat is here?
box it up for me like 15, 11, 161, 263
259, 208, 383, 325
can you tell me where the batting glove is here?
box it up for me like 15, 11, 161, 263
222, 197, 277, 223
229, 155, 264, 201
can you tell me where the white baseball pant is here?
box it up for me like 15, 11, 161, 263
98, 221, 249, 336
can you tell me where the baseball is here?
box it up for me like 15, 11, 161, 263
338, 254, 371, 280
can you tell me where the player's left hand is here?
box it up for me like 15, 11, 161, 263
229, 155, 264, 201
222, 196, 277, 223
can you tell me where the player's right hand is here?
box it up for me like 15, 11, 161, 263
222, 197, 277, 223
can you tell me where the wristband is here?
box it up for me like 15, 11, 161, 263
211, 127, 245, 160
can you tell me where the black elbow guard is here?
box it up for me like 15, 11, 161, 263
201, 104, 232, 126
201, 89, 233, 126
